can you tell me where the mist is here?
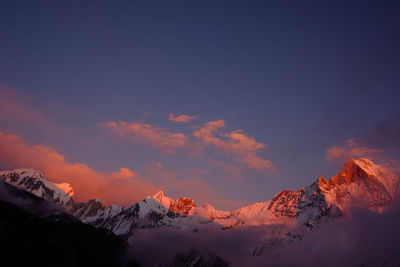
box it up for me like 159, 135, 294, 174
124, 204, 400, 267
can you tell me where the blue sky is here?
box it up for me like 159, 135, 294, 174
0, 0, 399, 209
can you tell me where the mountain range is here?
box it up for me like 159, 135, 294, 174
1, 157, 399, 266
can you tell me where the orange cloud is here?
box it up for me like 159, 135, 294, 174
194, 120, 276, 173
0, 131, 257, 210
168, 113, 198, 123
326, 139, 383, 162
100, 121, 187, 153
111, 167, 138, 179
0, 132, 157, 206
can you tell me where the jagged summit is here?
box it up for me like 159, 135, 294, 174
150, 190, 196, 216
0, 168, 74, 207
318, 157, 399, 212
330, 157, 369, 185
0, 157, 399, 241
150, 190, 173, 208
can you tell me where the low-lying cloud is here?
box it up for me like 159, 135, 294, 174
126, 203, 400, 267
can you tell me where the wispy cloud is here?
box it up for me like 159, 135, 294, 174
326, 139, 400, 174
326, 139, 383, 162
194, 120, 276, 174
168, 113, 198, 123
100, 121, 188, 154
99, 118, 276, 174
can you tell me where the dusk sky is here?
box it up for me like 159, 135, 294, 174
0, 0, 399, 209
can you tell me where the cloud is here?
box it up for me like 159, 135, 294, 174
100, 121, 188, 154
326, 139, 400, 174
156, 162, 163, 168
168, 113, 198, 123
100, 118, 276, 174
194, 120, 276, 173
111, 167, 138, 180
0, 132, 157, 206
125, 203, 400, 267
326, 139, 383, 162
0, 131, 242, 209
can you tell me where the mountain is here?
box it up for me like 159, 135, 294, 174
319, 157, 399, 212
0, 168, 75, 209
152, 190, 196, 216
1, 157, 399, 266
0, 157, 398, 244
219, 157, 399, 228
0, 180, 139, 267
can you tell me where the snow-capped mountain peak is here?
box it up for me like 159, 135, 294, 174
151, 191, 196, 216
1, 157, 398, 244
0, 168, 74, 208
54, 182, 74, 198
318, 157, 399, 212
353, 157, 399, 199
150, 190, 173, 209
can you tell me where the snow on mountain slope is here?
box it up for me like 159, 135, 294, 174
151, 191, 196, 215
188, 203, 237, 228
92, 197, 177, 239
175, 157, 399, 234
151, 191, 174, 209
235, 201, 272, 218
72, 198, 106, 221
354, 158, 399, 199
0, 157, 398, 244
0, 168, 75, 209
319, 157, 399, 213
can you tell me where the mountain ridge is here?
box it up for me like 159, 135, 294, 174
0, 157, 398, 243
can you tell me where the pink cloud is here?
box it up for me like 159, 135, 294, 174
0, 132, 157, 206
168, 113, 198, 123
194, 120, 276, 173
326, 139, 400, 174
111, 167, 138, 179
0, 131, 258, 210
326, 139, 383, 162
156, 162, 163, 168
100, 121, 188, 153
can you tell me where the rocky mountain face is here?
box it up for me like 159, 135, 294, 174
0, 157, 398, 245
319, 158, 399, 212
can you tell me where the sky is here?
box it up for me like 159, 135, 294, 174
0, 0, 399, 209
